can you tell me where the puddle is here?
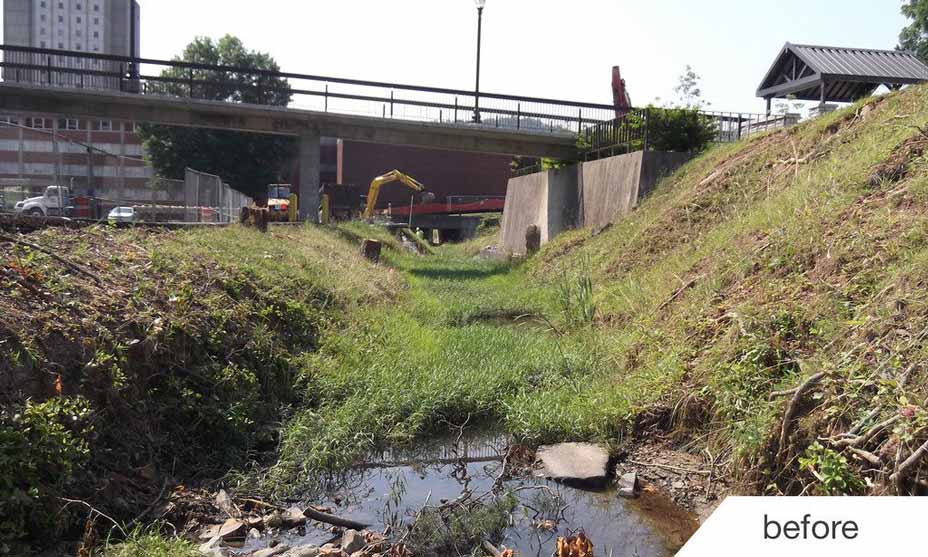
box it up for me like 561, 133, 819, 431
243, 435, 693, 556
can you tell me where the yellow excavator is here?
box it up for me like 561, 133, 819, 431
362, 170, 432, 219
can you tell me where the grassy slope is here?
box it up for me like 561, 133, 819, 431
0, 225, 399, 546
530, 86, 928, 493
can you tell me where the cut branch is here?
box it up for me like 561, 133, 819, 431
778, 372, 826, 461
0, 233, 103, 285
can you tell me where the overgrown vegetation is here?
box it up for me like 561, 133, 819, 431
0, 225, 398, 551
9, 79, 928, 555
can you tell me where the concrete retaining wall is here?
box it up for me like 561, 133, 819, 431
581, 151, 690, 232
499, 166, 579, 254
500, 150, 690, 253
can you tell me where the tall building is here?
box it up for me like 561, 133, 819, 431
4, 0, 139, 55
4, 0, 140, 88
0, 0, 151, 199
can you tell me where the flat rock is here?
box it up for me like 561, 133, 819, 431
536, 442, 611, 489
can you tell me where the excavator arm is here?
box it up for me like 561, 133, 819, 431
363, 169, 428, 219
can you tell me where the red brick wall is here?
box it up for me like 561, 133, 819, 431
337, 141, 512, 209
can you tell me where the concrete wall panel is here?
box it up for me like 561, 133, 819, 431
500, 171, 547, 254
500, 150, 693, 252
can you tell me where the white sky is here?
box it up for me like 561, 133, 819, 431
2, 0, 912, 114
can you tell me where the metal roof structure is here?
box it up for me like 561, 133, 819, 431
756, 43, 928, 105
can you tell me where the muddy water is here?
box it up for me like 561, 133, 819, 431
250, 436, 692, 556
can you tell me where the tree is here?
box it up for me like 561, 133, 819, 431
137, 35, 295, 198
900, 0, 928, 62
673, 65, 710, 109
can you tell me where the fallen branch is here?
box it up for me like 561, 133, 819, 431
890, 437, 928, 486
0, 233, 103, 285
778, 372, 826, 461
833, 415, 900, 449
626, 459, 711, 475
658, 276, 702, 312
303, 506, 369, 531
847, 447, 882, 467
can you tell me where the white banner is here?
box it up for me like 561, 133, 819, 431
678, 496, 927, 556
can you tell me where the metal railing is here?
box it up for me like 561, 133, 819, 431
0, 45, 785, 163
0, 44, 616, 136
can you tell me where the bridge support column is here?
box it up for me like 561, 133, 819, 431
298, 132, 321, 223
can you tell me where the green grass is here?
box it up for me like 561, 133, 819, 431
103, 529, 199, 557
275, 85, 928, 496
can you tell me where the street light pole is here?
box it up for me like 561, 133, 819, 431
473, 0, 486, 123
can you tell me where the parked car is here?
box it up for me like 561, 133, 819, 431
14, 185, 71, 216
107, 206, 136, 224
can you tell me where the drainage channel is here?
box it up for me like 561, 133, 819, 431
241, 434, 694, 556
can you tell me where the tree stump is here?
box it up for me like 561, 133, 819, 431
525, 224, 541, 255
360, 239, 382, 263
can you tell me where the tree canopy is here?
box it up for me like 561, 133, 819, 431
900, 0, 928, 62
137, 35, 295, 198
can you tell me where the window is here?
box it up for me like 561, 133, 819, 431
0, 116, 20, 126
58, 42, 64, 49
58, 15, 63, 22
93, 4, 99, 11
124, 122, 135, 133
58, 1, 63, 8
76, 29, 82, 37
40, 27, 46, 35
93, 31, 98, 38
97, 120, 112, 131
77, 16, 82, 24
41, 1, 46, 7
27, 118, 47, 129
75, 44, 81, 51
94, 17, 99, 25
76, 3, 82, 10
41, 41, 47, 48
58, 118, 80, 130
40, 14, 47, 22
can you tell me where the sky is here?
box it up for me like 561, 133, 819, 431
1, 0, 913, 114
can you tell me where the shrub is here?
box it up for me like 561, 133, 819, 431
0, 397, 92, 542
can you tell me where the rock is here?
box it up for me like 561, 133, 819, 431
251, 545, 290, 557
350, 552, 366, 557
536, 442, 611, 489
215, 489, 235, 517
284, 546, 320, 557
265, 511, 283, 529
215, 518, 246, 542
280, 506, 307, 529
672, 480, 686, 489
617, 472, 639, 499
340, 529, 365, 554
525, 225, 541, 254
198, 536, 224, 557
248, 528, 262, 539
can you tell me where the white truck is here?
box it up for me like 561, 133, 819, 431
13, 186, 71, 217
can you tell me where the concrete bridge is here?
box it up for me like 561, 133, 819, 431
0, 44, 618, 219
